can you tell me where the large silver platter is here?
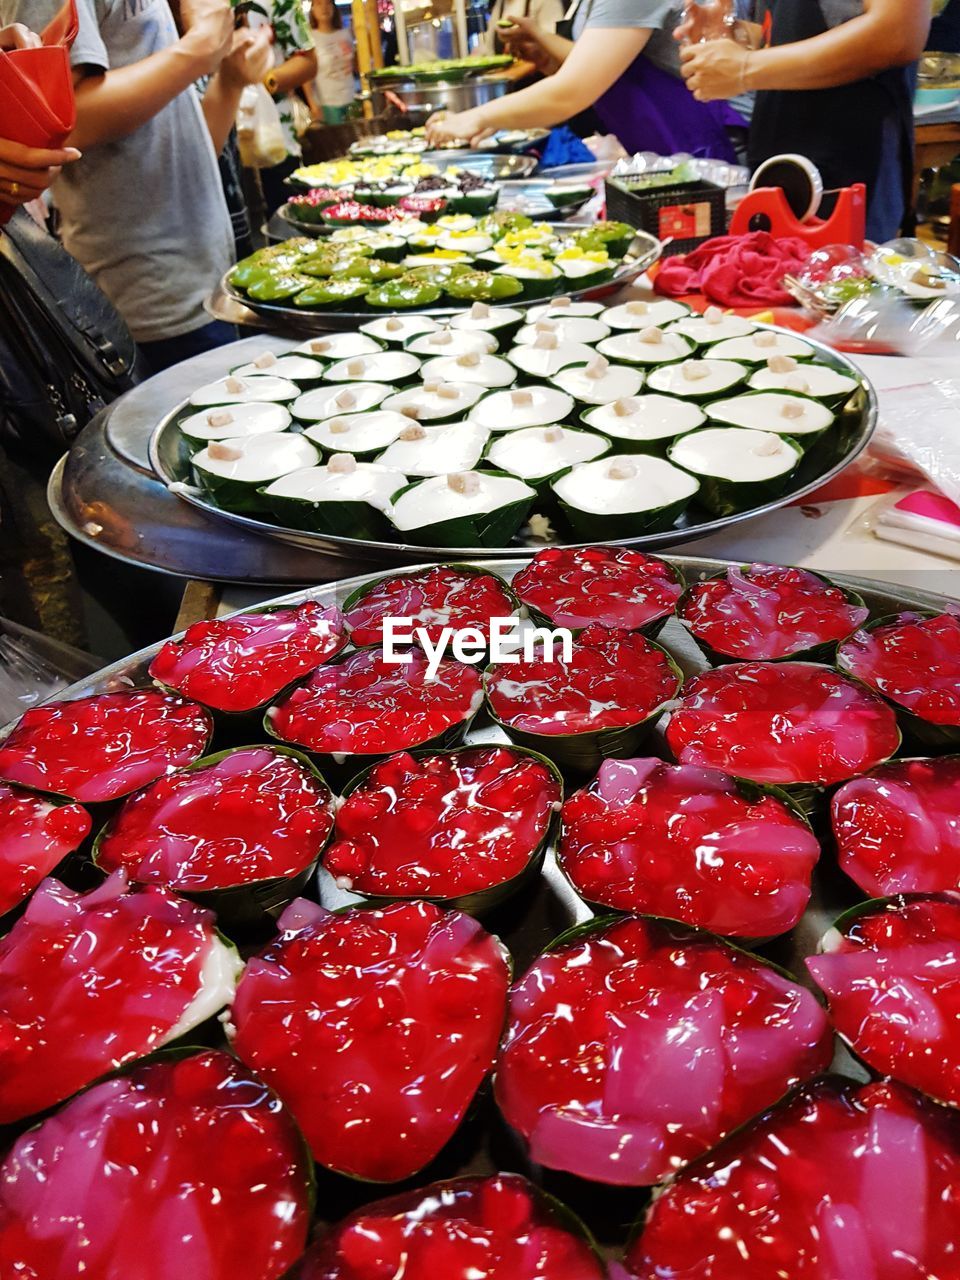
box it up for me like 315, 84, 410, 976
150, 327, 876, 568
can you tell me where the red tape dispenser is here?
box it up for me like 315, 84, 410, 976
729, 154, 866, 251
0, 0, 78, 227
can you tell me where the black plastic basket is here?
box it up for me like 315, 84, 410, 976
605, 177, 727, 256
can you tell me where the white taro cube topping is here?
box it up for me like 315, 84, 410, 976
253, 351, 277, 369
224, 376, 246, 394
754, 330, 777, 348
423, 379, 442, 393
781, 399, 805, 419
626, 300, 649, 315
207, 442, 242, 461
400, 424, 427, 441
386, 318, 403, 332
683, 362, 710, 382
705, 305, 723, 324
207, 410, 233, 427
614, 397, 638, 417
448, 472, 480, 496
401, 405, 421, 419
639, 326, 664, 345
608, 459, 637, 480
512, 390, 533, 407
534, 332, 559, 350
328, 453, 357, 474
335, 389, 357, 409
784, 373, 810, 393
542, 427, 564, 443
310, 339, 331, 353
437, 384, 460, 400
586, 356, 609, 379
346, 359, 367, 376
753, 433, 782, 456
768, 354, 797, 373
470, 301, 490, 319
328, 418, 350, 435
457, 351, 481, 368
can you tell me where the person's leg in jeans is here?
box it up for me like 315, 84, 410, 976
137, 320, 239, 376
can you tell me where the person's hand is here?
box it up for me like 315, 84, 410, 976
674, 0, 732, 45
179, 0, 234, 70
218, 26, 273, 90
0, 137, 81, 207
425, 108, 493, 150
0, 23, 41, 49
680, 38, 751, 100
497, 15, 560, 75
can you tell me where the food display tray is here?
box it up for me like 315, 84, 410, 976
150, 328, 875, 568
23, 552, 955, 1251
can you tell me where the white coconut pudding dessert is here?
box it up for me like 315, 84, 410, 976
436, 231, 494, 256
405, 327, 498, 358
262, 456, 405, 538
449, 301, 525, 337
191, 432, 320, 510
376, 421, 489, 477
179, 402, 292, 446
551, 453, 700, 538
304, 410, 412, 456
666, 306, 758, 346
707, 329, 816, 364
231, 351, 326, 383
582, 394, 706, 451
604, 298, 692, 330
388, 470, 536, 545
188, 375, 299, 407
555, 355, 645, 405
527, 297, 606, 321
494, 257, 562, 296
360, 315, 441, 346
597, 325, 694, 367
323, 352, 422, 385
507, 334, 596, 379
486, 425, 609, 484
419, 351, 517, 388
748, 354, 859, 400
381, 380, 484, 423
295, 333, 383, 360
291, 382, 391, 423
469, 386, 575, 433
513, 315, 611, 346
668, 427, 802, 515
706, 391, 835, 444
646, 358, 747, 400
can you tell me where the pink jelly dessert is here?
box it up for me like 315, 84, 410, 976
0, 872, 239, 1123
495, 915, 832, 1186
345, 566, 516, 648
0, 783, 90, 916
0, 690, 212, 803
485, 625, 680, 737
680, 564, 869, 661
838, 612, 960, 729
231, 899, 510, 1181
511, 546, 683, 633
832, 756, 960, 896
149, 601, 346, 713
622, 1078, 960, 1280
807, 894, 960, 1107
665, 662, 900, 787
0, 1049, 311, 1280
324, 746, 560, 899
559, 758, 819, 937
267, 648, 483, 757
96, 745, 334, 892
295, 1174, 605, 1279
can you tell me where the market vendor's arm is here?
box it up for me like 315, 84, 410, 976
264, 46, 318, 95
680, 0, 929, 101
201, 26, 274, 154
498, 14, 574, 73
425, 26, 649, 148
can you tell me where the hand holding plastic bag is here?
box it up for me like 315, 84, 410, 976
236, 82, 287, 169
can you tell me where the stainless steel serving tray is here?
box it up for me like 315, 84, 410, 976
150, 327, 876, 568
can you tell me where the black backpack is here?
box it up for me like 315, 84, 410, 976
0, 209, 144, 461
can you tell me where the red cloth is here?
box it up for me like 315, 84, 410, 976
654, 231, 811, 308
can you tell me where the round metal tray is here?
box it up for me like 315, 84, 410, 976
287, 152, 539, 192
150, 327, 876, 569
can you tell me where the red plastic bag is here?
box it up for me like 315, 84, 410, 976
0, 0, 78, 226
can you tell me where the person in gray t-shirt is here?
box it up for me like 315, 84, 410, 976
9, 0, 270, 369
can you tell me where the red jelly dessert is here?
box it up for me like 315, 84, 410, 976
485, 626, 680, 737
324, 746, 560, 900
807, 894, 960, 1107
495, 915, 832, 1186
838, 611, 960, 731
149, 601, 346, 713
0, 1049, 311, 1280
0, 872, 240, 1123
559, 758, 819, 937
680, 563, 868, 661
0, 783, 90, 916
512, 546, 683, 633
295, 1174, 605, 1279
621, 1078, 960, 1280
231, 899, 510, 1181
96, 745, 334, 893
267, 648, 483, 758
666, 662, 900, 788
345, 566, 516, 649
0, 690, 212, 803
832, 756, 960, 896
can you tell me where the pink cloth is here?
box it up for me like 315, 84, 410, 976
654, 231, 811, 308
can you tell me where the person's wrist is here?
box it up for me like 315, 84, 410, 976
262, 68, 280, 95
179, 24, 223, 73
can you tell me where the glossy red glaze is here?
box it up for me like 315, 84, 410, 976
149, 602, 346, 713
665, 662, 900, 787
838, 612, 960, 727
0, 690, 212, 803
559, 758, 819, 937
267, 648, 482, 757
0, 783, 90, 916
808, 894, 960, 1107
495, 916, 833, 1186
0, 1049, 311, 1280
485, 625, 680, 737
96, 746, 333, 892
832, 757, 960, 896
512, 547, 683, 632
623, 1078, 960, 1279
680, 564, 868, 660
324, 746, 559, 897
296, 1174, 605, 1279
0, 873, 227, 1123
345, 567, 515, 648
232, 899, 510, 1181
